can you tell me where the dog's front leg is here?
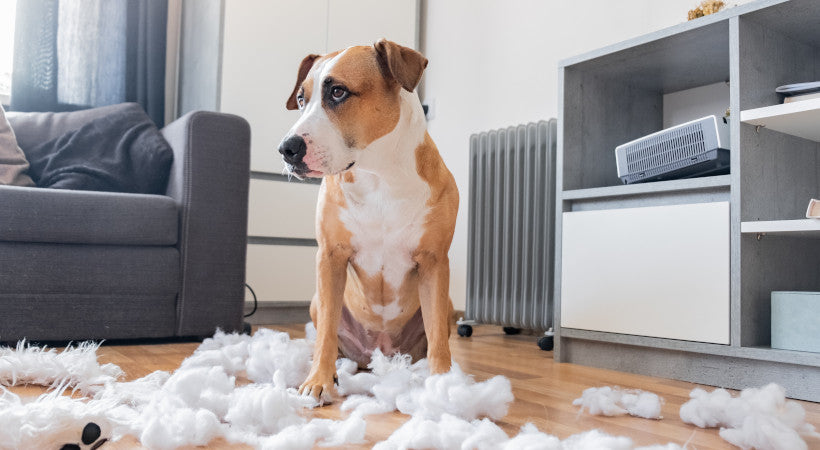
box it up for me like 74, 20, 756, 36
415, 250, 453, 375
299, 244, 349, 400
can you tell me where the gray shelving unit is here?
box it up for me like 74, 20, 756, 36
554, 0, 820, 401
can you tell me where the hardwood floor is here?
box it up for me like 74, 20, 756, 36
8, 324, 820, 449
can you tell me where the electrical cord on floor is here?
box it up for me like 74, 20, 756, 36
244, 283, 258, 318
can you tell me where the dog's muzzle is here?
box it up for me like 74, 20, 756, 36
279, 135, 307, 165
279, 134, 312, 176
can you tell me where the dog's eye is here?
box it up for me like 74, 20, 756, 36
296, 94, 305, 110
330, 86, 348, 102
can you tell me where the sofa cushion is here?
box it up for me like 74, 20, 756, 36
0, 104, 35, 187
22, 104, 173, 194
7, 103, 142, 151
0, 185, 178, 246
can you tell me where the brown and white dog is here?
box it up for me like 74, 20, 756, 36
278, 39, 458, 400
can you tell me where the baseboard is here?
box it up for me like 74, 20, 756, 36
243, 301, 311, 325
559, 336, 820, 402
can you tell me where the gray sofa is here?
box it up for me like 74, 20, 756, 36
1, 103, 251, 342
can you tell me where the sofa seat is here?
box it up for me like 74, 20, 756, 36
0, 185, 178, 246
0, 243, 179, 341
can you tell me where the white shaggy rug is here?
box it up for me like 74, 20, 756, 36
0, 326, 818, 450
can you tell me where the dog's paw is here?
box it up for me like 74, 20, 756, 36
428, 355, 452, 375
298, 369, 339, 403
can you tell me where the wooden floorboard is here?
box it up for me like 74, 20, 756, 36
7, 323, 820, 449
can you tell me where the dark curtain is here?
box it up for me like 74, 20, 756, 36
11, 0, 168, 126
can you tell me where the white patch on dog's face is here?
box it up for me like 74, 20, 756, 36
283, 50, 355, 177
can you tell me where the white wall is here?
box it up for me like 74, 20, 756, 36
421, 0, 754, 310
220, 0, 418, 173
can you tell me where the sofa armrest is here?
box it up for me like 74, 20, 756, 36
161, 110, 250, 337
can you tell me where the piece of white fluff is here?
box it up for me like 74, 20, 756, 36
179, 329, 251, 374
573, 386, 664, 419
251, 413, 367, 450
679, 383, 820, 450
340, 348, 514, 421
374, 414, 684, 450
0, 386, 116, 450
223, 370, 316, 436
245, 328, 313, 387
340, 349, 430, 416
0, 341, 122, 394
373, 413, 511, 450
336, 357, 379, 396
501, 423, 563, 449
395, 362, 514, 421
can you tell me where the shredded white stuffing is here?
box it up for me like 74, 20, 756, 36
0, 341, 122, 394
0, 328, 700, 449
374, 415, 685, 450
573, 386, 664, 419
245, 328, 313, 387
395, 362, 513, 420
0, 386, 116, 450
340, 349, 431, 416
373, 413, 511, 450
679, 383, 820, 450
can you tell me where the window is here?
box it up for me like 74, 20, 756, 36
0, 0, 17, 105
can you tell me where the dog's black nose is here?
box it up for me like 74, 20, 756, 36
279, 135, 307, 163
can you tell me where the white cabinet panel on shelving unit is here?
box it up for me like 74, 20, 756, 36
246, 244, 317, 303
220, 0, 419, 174
561, 201, 730, 344
248, 179, 320, 239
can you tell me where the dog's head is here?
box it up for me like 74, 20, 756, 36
279, 39, 428, 178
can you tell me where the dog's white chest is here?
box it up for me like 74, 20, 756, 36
340, 171, 430, 299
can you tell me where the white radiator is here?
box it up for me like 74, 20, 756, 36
466, 120, 556, 330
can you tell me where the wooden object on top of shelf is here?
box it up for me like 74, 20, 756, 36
688, 0, 726, 20
808, 199, 820, 219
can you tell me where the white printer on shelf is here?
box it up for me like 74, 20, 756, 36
615, 115, 730, 184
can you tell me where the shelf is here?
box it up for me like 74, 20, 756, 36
740, 98, 820, 142
741, 219, 820, 237
560, 328, 820, 367
562, 175, 730, 201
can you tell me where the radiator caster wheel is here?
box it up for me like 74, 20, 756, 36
457, 324, 473, 337
538, 328, 555, 351
503, 327, 522, 335
537, 335, 554, 351
242, 322, 253, 335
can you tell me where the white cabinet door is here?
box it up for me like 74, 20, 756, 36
248, 179, 320, 239
561, 201, 730, 344
246, 244, 317, 303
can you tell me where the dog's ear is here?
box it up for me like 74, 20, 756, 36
373, 39, 428, 92
286, 54, 321, 110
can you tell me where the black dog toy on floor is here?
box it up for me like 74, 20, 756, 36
59, 422, 107, 450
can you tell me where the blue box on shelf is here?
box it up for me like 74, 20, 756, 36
771, 291, 820, 353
